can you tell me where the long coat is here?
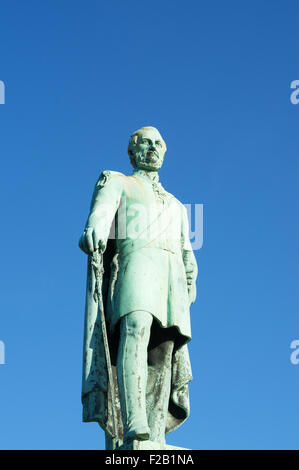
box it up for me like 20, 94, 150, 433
81, 169, 197, 440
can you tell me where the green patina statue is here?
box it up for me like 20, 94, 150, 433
79, 126, 198, 449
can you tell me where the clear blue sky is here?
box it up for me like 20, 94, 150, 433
0, 0, 298, 450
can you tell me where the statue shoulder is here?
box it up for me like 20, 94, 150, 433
95, 170, 125, 190
167, 192, 187, 213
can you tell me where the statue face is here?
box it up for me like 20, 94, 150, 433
134, 128, 166, 171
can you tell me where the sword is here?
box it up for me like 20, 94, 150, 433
91, 249, 118, 444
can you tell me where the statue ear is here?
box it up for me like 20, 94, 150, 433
128, 144, 137, 167
128, 134, 139, 167
130, 155, 137, 167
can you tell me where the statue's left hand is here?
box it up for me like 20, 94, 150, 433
183, 250, 198, 306
188, 281, 197, 306
185, 264, 197, 305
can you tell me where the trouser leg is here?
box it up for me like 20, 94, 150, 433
105, 433, 117, 450
146, 340, 174, 443
117, 310, 153, 442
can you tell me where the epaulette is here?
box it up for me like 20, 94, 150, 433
95, 170, 124, 189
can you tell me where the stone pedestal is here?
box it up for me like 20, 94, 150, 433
117, 440, 189, 450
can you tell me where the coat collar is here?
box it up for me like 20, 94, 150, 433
132, 168, 160, 184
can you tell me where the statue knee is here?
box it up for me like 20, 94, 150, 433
122, 311, 153, 343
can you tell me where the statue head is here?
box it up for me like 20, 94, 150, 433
128, 126, 167, 171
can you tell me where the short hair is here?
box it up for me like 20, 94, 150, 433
128, 126, 167, 167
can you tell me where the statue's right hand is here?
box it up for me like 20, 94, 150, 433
78, 227, 105, 255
